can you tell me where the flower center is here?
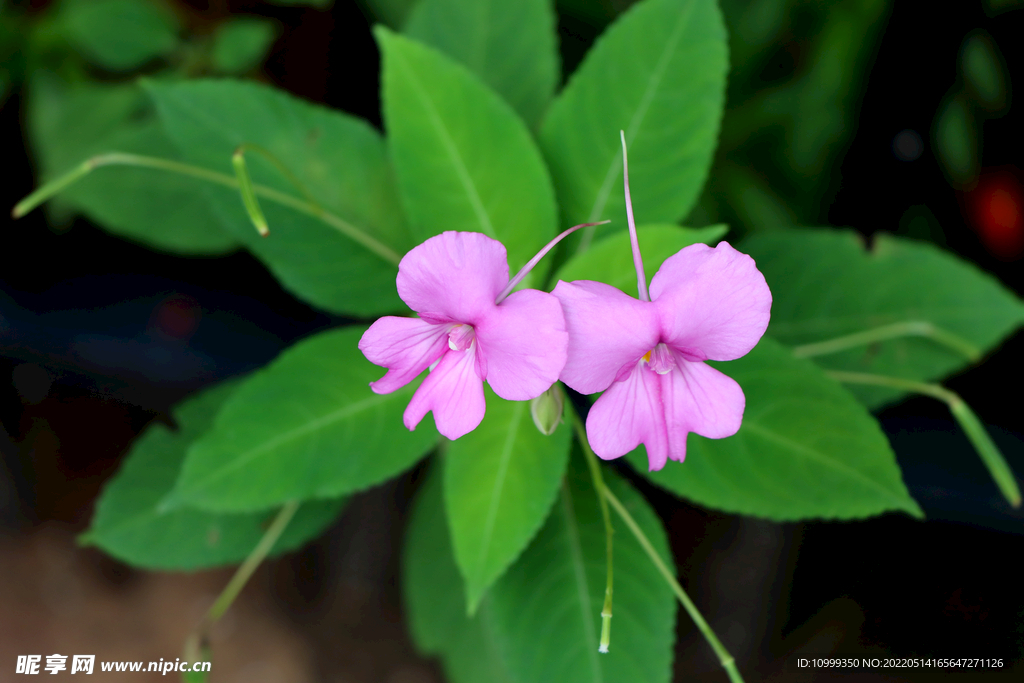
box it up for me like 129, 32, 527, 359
448, 324, 476, 352
642, 343, 676, 375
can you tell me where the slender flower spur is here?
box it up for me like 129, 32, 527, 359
553, 133, 772, 470
359, 225, 601, 440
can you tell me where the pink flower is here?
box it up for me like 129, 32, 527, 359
553, 134, 771, 470
359, 230, 576, 440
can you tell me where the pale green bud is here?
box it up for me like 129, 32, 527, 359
530, 386, 563, 436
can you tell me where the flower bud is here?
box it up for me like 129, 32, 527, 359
530, 386, 563, 436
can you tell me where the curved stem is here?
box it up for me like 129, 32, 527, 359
827, 371, 1021, 507
603, 487, 744, 683
183, 501, 300, 670
570, 402, 743, 680
619, 131, 650, 302
495, 221, 609, 304
568, 397, 614, 653
792, 321, 981, 363
12, 152, 402, 267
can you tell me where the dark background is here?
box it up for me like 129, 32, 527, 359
1, 0, 1022, 681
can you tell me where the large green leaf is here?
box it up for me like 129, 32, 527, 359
377, 28, 558, 288
147, 79, 411, 316
84, 380, 345, 570
486, 453, 677, 683
404, 0, 559, 129
163, 326, 439, 513
404, 465, 515, 683
211, 17, 278, 74
743, 229, 1024, 408
539, 0, 727, 244
444, 386, 571, 613
627, 338, 923, 520
27, 75, 237, 254
552, 224, 727, 296
61, 0, 179, 71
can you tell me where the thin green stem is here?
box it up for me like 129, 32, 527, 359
792, 321, 981, 363
208, 500, 300, 623
567, 394, 614, 654
12, 152, 402, 267
232, 149, 269, 237
603, 487, 744, 683
828, 371, 1021, 507
570, 402, 742, 680
182, 500, 300, 675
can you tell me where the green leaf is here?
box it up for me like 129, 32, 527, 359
147, 79, 411, 316
404, 464, 516, 683
553, 223, 727, 297
960, 30, 1008, 112
164, 326, 439, 513
377, 28, 558, 288
539, 0, 727, 240
269, 0, 332, 6
61, 0, 179, 71
743, 229, 1024, 408
404, 0, 559, 129
487, 453, 677, 683
212, 17, 278, 74
933, 93, 979, 188
627, 337, 923, 520
444, 386, 571, 613
27, 75, 238, 254
361, 0, 418, 27
85, 380, 345, 570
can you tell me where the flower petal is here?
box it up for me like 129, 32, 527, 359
359, 316, 450, 394
397, 231, 509, 324
650, 242, 771, 361
586, 361, 669, 468
476, 289, 567, 401
659, 355, 745, 461
403, 346, 486, 440
552, 280, 659, 395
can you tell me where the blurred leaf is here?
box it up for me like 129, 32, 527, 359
165, 326, 439, 513
553, 224, 727, 296
487, 454, 677, 683
360, 0, 418, 27
61, 0, 179, 71
148, 79, 411, 316
627, 337, 923, 520
269, 0, 333, 6
743, 229, 1024, 407
377, 28, 558, 287
539, 0, 727, 242
933, 93, 979, 188
86, 380, 345, 570
404, 464, 516, 683
405, 0, 559, 129
983, 0, 1024, 15
27, 75, 238, 254
444, 386, 571, 613
960, 30, 1009, 113
212, 17, 279, 74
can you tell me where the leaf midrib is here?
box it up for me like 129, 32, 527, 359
178, 391, 397, 496
742, 421, 911, 509
390, 40, 498, 240
559, 485, 603, 683
586, 0, 698, 224
473, 400, 525, 586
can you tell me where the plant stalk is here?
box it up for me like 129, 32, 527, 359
827, 371, 1021, 507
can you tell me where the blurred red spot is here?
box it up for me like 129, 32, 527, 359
153, 295, 201, 340
966, 169, 1024, 260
